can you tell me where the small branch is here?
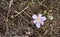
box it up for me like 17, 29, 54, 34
15, 6, 29, 17
39, 0, 45, 5
31, 0, 34, 4
7, 0, 13, 22
50, 24, 53, 36
9, 0, 13, 8
22, 11, 31, 18
14, 10, 36, 29
5, 0, 14, 36
10, 30, 18, 35
44, 30, 48, 35
14, 10, 30, 24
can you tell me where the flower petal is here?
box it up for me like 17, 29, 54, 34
41, 16, 46, 21
40, 21, 44, 25
32, 14, 37, 19
36, 23, 41, 28
38, 14, 42, 18
33, 20, 36, 24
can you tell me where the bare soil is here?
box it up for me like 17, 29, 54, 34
0, 0, 60, 37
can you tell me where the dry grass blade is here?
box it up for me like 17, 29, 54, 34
22, 11, 31, 18
31, 0, 34, 4
14, 10, 31, 24
0, 0, 60, 37
5, 0, 14, 36
7, 0, 13, 22
39, 0, 46, 5
15, 6, 29, 17
20, 14, 30, 24
9, 0, 13, 8
20, 14, 36, 29
13, 36, 28, 37
10, 30, 18, 35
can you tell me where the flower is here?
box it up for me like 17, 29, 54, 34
32, 14, 46, 28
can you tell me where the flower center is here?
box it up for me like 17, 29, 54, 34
36, 17, 40, 23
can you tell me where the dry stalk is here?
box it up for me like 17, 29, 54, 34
15, 6, 29, 17
5, 0, 14, 36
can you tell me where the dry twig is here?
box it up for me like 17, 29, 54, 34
15, 6, 29, 17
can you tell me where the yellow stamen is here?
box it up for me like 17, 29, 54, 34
36, 17, 40, 23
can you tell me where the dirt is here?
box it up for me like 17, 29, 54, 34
0, 0, 60, 37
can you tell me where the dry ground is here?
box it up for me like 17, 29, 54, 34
0, 0, 60, 37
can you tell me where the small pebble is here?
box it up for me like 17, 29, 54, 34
48, 15, 53, 20
49, 10, 52, 12
11, 15, 14, 18
26, 32, 31, 35
43, 10, 47, 15
44, 10, 47, 13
